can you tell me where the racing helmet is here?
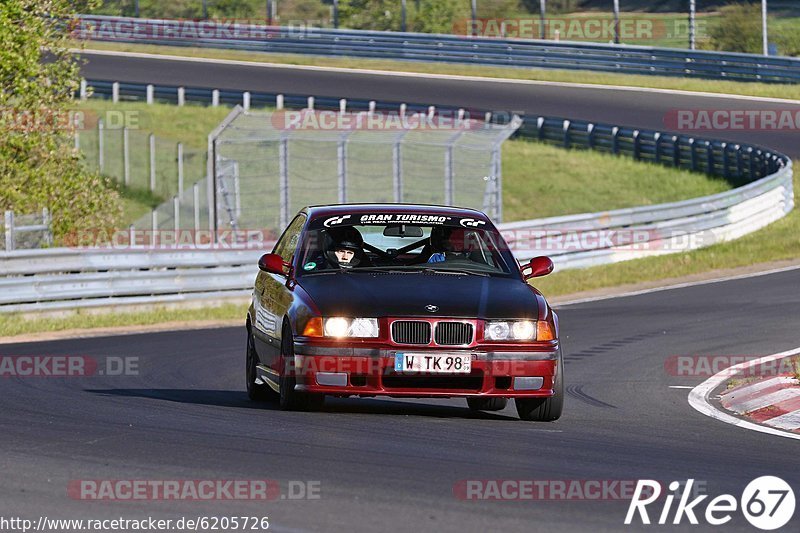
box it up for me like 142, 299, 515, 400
430, 226, 469, 253
324, 227, 364, 268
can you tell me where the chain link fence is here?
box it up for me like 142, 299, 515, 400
77, 120, 206, 201
208, 107, 520, 236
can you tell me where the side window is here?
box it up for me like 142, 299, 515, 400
273, 215, 306, 261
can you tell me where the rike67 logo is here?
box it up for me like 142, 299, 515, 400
625, 477, 795, 530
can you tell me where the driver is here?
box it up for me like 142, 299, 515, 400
325, 227, 365, 269
427, 227, 472, 263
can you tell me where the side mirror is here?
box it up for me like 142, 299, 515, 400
522, 256, 554, 280
258, 253, 287, 275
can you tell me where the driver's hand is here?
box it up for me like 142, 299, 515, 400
427, 253, 446, 263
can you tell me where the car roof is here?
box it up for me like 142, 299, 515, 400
304, 203, 490, 221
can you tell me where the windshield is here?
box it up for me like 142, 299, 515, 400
297, 216, 514, 277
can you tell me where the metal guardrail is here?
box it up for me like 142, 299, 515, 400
74, 15, 800, 83
0, 81, 792, 313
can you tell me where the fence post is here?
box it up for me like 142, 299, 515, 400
112, 81, 119, 103
150, 210, 158, 247
276, 94, 284, 110
393, 139, 403, 203
337, 137, 348, 203
149, 133, 156, 192
611, 126, 620, 154
177, 87, 185, 106
279, 136, 290, 228
721, 142, 729, 179
173, 196, 180, 232
97, 118, 105, 173
233, 161, 241, 218
123, 127, 130, 186
705, 141, 715, 175
735, 145, 743, 177
492, 146, 502, 223
562, 120, 571, 149
212, 89, 219, 107
4, 211, 14, 252
587, 123, 595, 149
654, 132, 661, 163
672, 136, 681, 167
444, 145, 454, 205
177, 142, 184, 196
537, 116, 545, 141
193, 183, 201, 232
339, 99, 347, 114
632, 130, 641, 160
307, 96, 315, 110
399, 103, 407, 118
146, 84, 154, 104
80, 79, 88, 101
42, 208, 53, 247
243, 91, 251, 110
369, 100, 376, 114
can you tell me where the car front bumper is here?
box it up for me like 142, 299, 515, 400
290, 345, 559, 398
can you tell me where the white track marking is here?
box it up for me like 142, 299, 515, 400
688, 347, 800, 441
72, 48, 800, 106
721, 376, 797, 398
727, 388, 800, 414
669, 386, 694, 389
764, 410, 800, 431
556, 263, 800, 307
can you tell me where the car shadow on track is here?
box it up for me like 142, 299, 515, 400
86, 388, 274, 410
86, 388, 519, 420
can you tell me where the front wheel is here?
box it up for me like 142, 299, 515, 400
246, 327, 275, 401
515, 352, 564, 422
279, 324, 325, 411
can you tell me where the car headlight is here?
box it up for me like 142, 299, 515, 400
322, 317, 379, 338
485, 320, 537, 341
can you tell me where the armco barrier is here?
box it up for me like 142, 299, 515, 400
0, 83, 792, 312
74, 15, 800, 83
0, 157, 791, 313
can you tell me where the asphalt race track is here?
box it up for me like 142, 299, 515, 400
2, 268, 799, 531
78, 51, 800, 158
2, 51, 793, 531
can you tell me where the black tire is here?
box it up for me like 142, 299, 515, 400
246, 326, 275, 401
279, 324, 325, 411
466, 397, 508, 411
515, 352, 564, 422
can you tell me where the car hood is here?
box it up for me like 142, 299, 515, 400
298, 271, 540, 319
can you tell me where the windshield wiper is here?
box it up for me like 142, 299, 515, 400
420, 267, 490, 277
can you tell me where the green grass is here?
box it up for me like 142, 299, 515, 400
502, 141, 730, 220
533, 172, 799, 297
76, 41, 800, 102
0, 304, 245, 338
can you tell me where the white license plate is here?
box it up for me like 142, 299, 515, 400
394, 353, 472, 374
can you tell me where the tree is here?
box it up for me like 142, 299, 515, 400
0, 0, 121, 243
705, 2, 763, 54
338, 0, 402, 31
413, 0, 462, 34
